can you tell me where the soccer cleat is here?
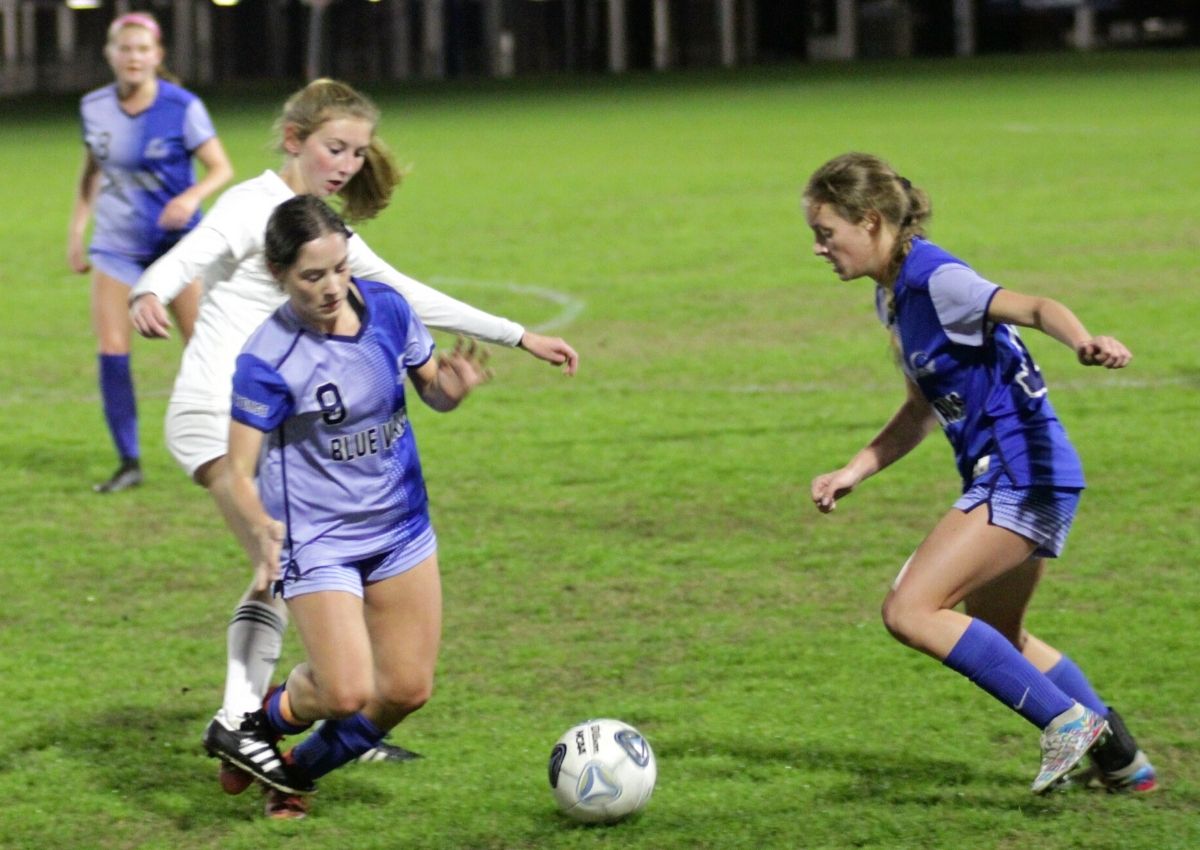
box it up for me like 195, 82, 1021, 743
217, 759, 254, 795
355, 739, 422, 763
1077, 749, 1159, 794
94, 459, 143, 494
202, 710, 315, 796
1031, 703, 1108, 794
264, 786, 311, 820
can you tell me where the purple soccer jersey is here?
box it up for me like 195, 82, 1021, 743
230, 279, 436, 569
81, 80, 216, 264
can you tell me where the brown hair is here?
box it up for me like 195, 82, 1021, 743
274, 79, 403, 223
264, 194, 353, 283
803, 152, 931, 283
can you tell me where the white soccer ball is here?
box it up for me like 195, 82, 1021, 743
548, 718, 657, 824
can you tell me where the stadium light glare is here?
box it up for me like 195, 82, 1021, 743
66, 0, 102, 9
212, 0, 240, 7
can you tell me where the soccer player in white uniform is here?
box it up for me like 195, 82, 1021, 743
804, 152, 1156, 795
210, 194, 490, 817
69, 11, 233, 493
128, 80, 578, 791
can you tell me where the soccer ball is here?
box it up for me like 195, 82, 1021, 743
548, 718, 656, 824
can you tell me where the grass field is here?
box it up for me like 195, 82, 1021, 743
0, 50, 1197, 850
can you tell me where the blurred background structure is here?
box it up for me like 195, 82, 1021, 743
1, 0, 1196, 95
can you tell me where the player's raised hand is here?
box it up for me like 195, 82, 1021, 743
811, 468, 861, 514
1076, 336, 1131, 369
130, 292, 174, 339
439, 337, 493, 395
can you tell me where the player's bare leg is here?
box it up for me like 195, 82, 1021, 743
91, 271, 142, 493
882, 507, 1105, 793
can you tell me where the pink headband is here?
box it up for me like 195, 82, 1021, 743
109, 13, 162, 41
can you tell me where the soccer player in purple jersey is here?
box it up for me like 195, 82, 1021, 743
130, 79, 574, 786
209, 195, 491, 818
68, 12, 233, 494
804, 152, 1156, 795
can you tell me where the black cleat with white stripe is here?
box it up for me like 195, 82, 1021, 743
356, 739, 423, 763
202, 710, 315, 796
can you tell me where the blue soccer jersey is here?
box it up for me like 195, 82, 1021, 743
882, 239, 1085, 490
80, 80, 216, 262
230, 279, 436, 569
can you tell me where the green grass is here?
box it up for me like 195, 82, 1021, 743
1, 50, 1198, 849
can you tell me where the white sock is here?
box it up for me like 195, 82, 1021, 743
220, 598, 287, 724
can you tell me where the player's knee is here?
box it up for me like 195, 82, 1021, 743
321, 683, 372, 719
880, 594, 926, 649
376, 675, 433, 717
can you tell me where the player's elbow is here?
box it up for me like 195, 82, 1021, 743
1027, 296, 1064, 331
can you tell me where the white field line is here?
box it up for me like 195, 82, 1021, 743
722, 375, 1199, 395
21, 372, 1197, 407
428, 276, 588, 333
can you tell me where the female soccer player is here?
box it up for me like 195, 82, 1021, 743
210, 194, 489, 818
128, 79, 576, 792
804, 152, 1156, 795
69, 11, 233, 493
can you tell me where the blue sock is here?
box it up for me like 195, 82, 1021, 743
1045, 655, 1108, 717
265, 686, 312, 736
291, 713, 386, 780
943, 618, 1076, 728
98, 354, 138, 461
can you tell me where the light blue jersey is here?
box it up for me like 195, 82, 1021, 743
80, 80, 216, 275
230, 279, 436, 570
882, 239, 1085, 491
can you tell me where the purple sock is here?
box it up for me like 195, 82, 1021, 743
98, 354, 138, 461
1045, 655, 1108, 717
265, 686, 312, 736
291, 713, 385, 780
943, 618, 1076, 728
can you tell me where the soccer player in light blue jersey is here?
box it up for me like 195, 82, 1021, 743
68, 12, 233, 493
209, 195, 492, 818
804, 153, 1156, 795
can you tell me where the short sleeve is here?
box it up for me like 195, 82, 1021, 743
928, 264, 1000, 347
231, 353, 293, 431
183, 97, 217, 152
399, 300, 435, 369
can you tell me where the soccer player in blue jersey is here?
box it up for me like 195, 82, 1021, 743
804, 152, 1156, 795
208, 195, 492, 818
68, 12, 233, 493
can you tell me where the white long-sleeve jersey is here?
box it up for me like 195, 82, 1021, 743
133, 169, 524, 409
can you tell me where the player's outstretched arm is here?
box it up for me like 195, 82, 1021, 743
350, 238, 580, 375
988, 289, 1131, 369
